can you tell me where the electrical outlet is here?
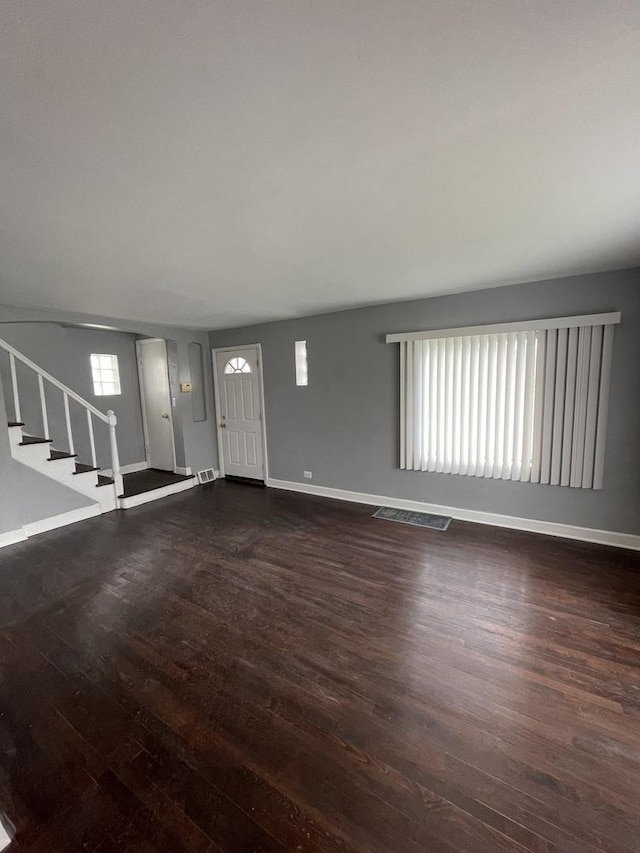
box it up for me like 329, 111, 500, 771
303, 470, 313, 479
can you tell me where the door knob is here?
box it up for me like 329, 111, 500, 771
161, 413, 170, 419
220, 422, 227, 428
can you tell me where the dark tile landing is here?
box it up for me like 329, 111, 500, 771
0, 481, 639, 852
120, 468, 194, 498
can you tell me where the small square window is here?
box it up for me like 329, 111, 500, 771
90, 354, 121, 396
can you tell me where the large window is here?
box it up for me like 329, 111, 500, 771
387, 313, 620, 489
90, 353, 121, 396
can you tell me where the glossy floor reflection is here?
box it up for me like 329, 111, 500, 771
1, 480, 639, 852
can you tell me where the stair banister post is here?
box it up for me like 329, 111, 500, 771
9, 352, 21, 422
107, 410, 123, 500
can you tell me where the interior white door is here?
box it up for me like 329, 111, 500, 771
215, 347, 264, 480
137, 339, 176, 471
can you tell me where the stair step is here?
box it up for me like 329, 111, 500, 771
48, 450, 78, 461
97, 474, 114, 487
7, 421, 25, 427
74, 462, 99, 475
19, 435, 54, 446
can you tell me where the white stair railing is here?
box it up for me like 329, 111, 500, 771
0, 336, 122, 499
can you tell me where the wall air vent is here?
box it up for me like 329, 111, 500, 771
197, 468, 216, 485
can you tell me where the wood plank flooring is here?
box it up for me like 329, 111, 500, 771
1, 480, 639, 852
120, 469, 194, 498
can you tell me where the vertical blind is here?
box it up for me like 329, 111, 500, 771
387, 313, 620, 489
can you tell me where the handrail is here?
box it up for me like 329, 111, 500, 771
0, 335, 108, 422
1, 334, 122, 504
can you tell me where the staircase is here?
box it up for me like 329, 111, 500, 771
7, 421, 118, 512
1, 336, 122, 514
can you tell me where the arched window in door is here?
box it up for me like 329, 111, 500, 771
224, 356, 251, 374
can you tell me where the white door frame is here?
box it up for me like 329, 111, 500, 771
212, 343, 269, 481
136, 338, 178, 472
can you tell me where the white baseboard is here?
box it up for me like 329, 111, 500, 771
22, 504, 102, 537
266, 478, 640, 552
175, 466, 193, 476
0, 528, 28, 549
119, 476, 197, 509
102, 461, 148, 477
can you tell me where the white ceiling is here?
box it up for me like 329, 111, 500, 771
1, 1, 639, 330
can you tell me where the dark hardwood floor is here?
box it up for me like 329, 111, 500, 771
119, 469, 195, 498
1, 481, 640, 852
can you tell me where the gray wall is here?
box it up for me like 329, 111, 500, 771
10, 461, 94, 525
210, 267, 640, 535
0, 376, 92, 534
0, 305, 217, 475
0, 323, 145, 468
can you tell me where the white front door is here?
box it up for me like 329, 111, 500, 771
137, 338, 176, 471
215, 347, 264, 480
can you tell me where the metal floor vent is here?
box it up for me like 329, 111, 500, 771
372, 506, 452, 531
197, 468, 216, 485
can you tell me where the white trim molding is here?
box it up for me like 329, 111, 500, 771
174, 465, 193, 476
22, 505, 101, 537
0, 528, 28, 549
266, 478, 640, 552
386, 312, 621, 343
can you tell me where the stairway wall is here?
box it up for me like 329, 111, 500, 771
0, 323, 146, 469
10, 460, 96, 525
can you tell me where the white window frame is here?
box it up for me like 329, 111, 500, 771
90, 353, 121, 396
386, 312, 620, 343
295, 340, 308, 386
